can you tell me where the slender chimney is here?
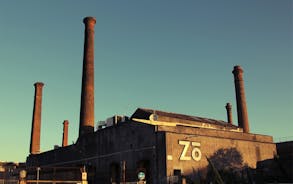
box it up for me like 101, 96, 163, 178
225, 103, 233, 124
232, 66, 250, 133
29, 82, 44, 154
62, 120, 69, 147
79, 17, 96, 136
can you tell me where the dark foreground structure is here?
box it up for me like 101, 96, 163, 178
26, 17, 280, 183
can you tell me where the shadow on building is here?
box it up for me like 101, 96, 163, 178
256, 141, 293, 183
182, 145, 293, 184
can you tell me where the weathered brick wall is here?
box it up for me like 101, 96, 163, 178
27, 121, 165, 183
27, 121, 276, 183
161, 126, 276, 179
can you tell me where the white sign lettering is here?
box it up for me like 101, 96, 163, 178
179, 140, 191, 160
179, 140, 202, 161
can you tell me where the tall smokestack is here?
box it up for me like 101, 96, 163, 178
225, 103, 233, 124
79, 17, 96, 136
232, 66, 250, 133
62, 120, 69, 147
29, 82, 44, 154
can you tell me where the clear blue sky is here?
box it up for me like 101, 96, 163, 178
0, 1, 292, 162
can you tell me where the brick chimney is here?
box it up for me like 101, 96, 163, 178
225, 103, 233, 124
62, 120, 69, 147
232, 66, 250, 133
79, 17, 96, 136
29, 82, 44, 154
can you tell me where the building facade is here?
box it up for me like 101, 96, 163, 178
26, 16, 276, 183
27, 108, 276, 183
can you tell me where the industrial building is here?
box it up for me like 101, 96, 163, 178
0, 162, 26, 183
26, 17, 277, 183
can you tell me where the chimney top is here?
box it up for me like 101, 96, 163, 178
83, 17, 96, 25
232, 65, 244, 75
225, 103, 232, 109
34, 82, 44, 87
63, 120, 69, 125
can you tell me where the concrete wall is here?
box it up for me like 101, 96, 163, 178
78, 121, 163, 183
27, 121, 276, 183
160, 125, 276, 180
27, 121, 166, 184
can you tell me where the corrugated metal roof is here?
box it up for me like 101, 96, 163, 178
131, 108, 238, 128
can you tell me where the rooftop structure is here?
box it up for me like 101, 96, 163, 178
26, 16, 277, 183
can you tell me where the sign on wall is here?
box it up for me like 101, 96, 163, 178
178, 140, 202, 161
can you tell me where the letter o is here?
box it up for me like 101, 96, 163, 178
192, 147, 202, 161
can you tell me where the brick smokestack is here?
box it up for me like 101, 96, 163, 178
79, 17, 96, 136
225, 103, 233, 124
62, 120, 69, 147
29, 82, 44, 154
232, 66, 250, 133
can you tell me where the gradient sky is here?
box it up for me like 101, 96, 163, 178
0, 0, 292, 162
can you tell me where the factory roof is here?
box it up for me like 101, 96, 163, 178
131, 108, 239, 130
